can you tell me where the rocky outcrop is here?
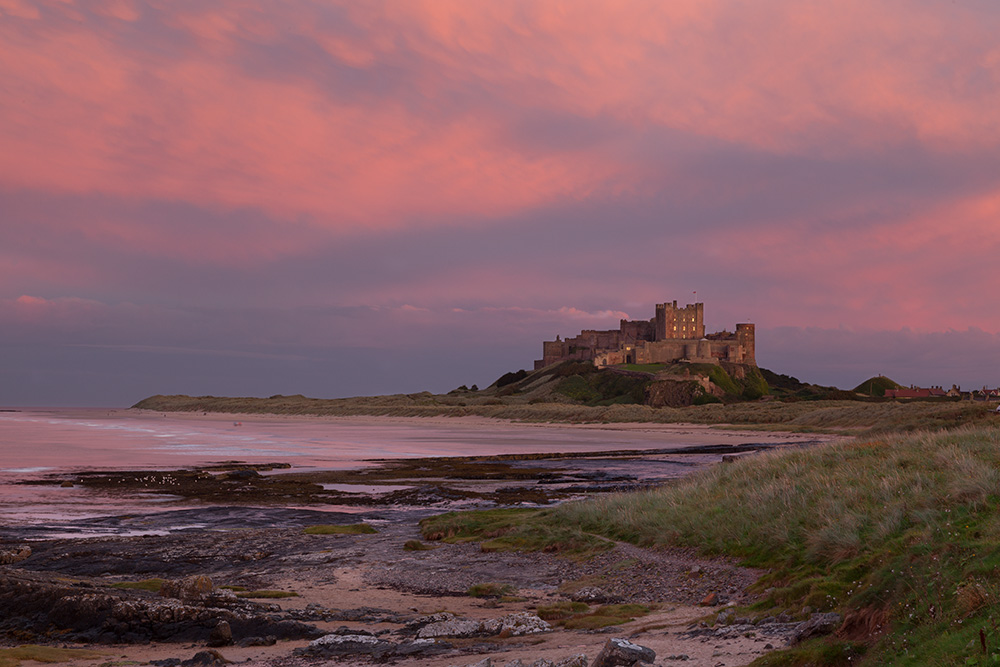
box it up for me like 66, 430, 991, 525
416, 612, 550, 639
792, 612, 843, 643
590, 638, 655, 666
483, 612, 551, 637
0, 546, 31, 565
418, 617, 484, 639
458, 657, 587, 667
161, 575, 217, 602
294, 627, 451, 660
569, 587, 620, 604
284, 603, 417, 624
207, 620, 232, 647
0, 569, 321, 644
644, 379, 700, 408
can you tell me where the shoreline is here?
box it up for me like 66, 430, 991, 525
0, 410, 852, 666
123, 406, 850, 446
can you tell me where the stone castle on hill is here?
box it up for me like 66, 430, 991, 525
535, 301, 755, 370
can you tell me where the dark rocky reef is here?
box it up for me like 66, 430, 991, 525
0, 569, 321, 645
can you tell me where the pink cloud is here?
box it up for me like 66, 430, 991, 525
3, 1, 1000, 363
6, 295, 108, 328
693, 182, 1000, 331
0, 2, 619, 234
3, 0, 1000, 240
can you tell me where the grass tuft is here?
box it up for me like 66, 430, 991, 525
421, 507, 614, 559
467, 582, 516, 598
403, 539, 436, 551
303, 523, 377, 535
560, 603, 653, 630
536, 601, 590, 620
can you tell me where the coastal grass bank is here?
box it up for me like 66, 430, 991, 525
422, 424, 1000, 666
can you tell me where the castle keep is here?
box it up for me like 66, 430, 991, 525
535, 301, 755, 370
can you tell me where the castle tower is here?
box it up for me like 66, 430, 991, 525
736, 323, 756, 365
655, 301, 704, 341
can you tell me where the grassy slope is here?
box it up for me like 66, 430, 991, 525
421, 424, 1000, 665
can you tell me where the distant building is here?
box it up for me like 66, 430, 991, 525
971, 387, 1000, 401
535, 301, 755, 370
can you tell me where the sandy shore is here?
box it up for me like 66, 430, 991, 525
120, 407, 845, 445
16, 518, 788, 667
2, 410, 842, 666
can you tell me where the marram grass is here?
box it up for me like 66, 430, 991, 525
423, 425, 1000, 665
552, 426, 1000, 565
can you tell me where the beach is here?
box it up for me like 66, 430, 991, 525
0, 409, 841, 666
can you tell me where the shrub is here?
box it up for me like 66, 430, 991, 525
495, 369, 528, 388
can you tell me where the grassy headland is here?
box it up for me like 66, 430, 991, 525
134, 362, 996, 436
421, 424, 1000, 665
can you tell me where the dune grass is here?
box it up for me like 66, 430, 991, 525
134, 392, 997, 435
422, 424, 1000, 665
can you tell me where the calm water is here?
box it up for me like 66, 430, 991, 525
0, 408, 775, 537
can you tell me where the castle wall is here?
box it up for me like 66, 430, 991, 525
536, 300, 755, 369
620, 319, 655, 343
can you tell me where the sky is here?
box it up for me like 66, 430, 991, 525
3, 0, 1000, 407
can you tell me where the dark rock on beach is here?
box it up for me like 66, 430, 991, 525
293, 626, 454, 661
591, 637, 656, 666
0, 569, 322, 644
0, 545, 31, 565
792, 612, 843, 643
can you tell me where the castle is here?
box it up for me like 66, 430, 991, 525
535, 301, 755, 370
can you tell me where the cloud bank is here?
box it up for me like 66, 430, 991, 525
2, 0, 1000, 404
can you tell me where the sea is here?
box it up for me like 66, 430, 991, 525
0, 408, 794, 540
